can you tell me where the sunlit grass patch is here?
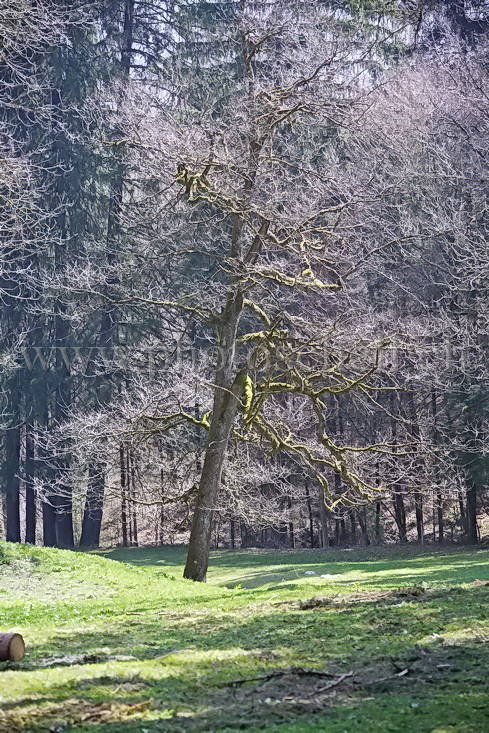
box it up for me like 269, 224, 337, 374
1, 542, 488, 732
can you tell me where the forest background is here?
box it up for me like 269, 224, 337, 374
1, 0, 488, 580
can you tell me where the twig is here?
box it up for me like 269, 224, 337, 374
215, 667, 344, 688
316, 672, 354, 692
367, 668, 409, 685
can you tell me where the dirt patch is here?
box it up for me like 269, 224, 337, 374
0, 697, 153, 733
298, 586, 432, 611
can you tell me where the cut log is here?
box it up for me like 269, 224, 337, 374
0, 633, 25, 661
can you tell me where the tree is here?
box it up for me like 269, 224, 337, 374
77, 0, 421, 578
339, 28, 488, 545
0, 0, 82, 542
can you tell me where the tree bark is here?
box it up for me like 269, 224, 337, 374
5, 421, 21, 543
25, 427, 36, 544
393, 493, 407, 543
466, 481, 478, 545
437, 491, 444, 543
318, 490, 330, 548
350, 511, 357, 545
305, 480, 315, 547
120, 443, 128, 547
375, 501, 381, 544
3, 364, 21, 542
80, 464, 104, 547
183, 329, 247, 580
357, 509, 370, 546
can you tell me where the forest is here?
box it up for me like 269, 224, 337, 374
1, 0, 488, 583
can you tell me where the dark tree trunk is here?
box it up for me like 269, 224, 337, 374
405, 390, 424, 544
120, 444, 128, 547
350, 511, 357, 545
415, 493, 424, 544
390, 392, 407, 542
132, 507, 138, 546
41, 406, 57, 547
79, 2, 135, 547
437, 491, 444, 543
431, 389, 443, 545
466, 480, 478, 545
80, 464, 104, 547
289, 520, 295, 548
4, 368, 21, 542
318, 492, 329, 548
130, 449, 138, 546
25, 428, 36, 544
51, 359, 74, 548
305, 480, 315, 547
393, 493, 407, 543
5, 422, 21, 543
335, 518, 340, 546
357, 509, 370, 546
375, 501, 381, 544
54, 494, 74, 547
43, 501, 57, 547
159, 498, 164, 545
458, 497, 467, 538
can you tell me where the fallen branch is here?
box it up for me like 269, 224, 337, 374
367, 668, 410, 686
215, 666, 349, 687
317, 671, 354, 692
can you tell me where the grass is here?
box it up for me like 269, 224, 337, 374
0, 542, 488, 732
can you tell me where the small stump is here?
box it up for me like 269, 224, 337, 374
0, 633, 25, 661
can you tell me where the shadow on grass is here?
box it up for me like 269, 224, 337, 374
98, 546, 188, 568
1, 632, 488, 733
96, 546, 489, 591
6, 586, 489, 671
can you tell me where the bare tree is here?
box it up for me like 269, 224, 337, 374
65, 1, 420, 577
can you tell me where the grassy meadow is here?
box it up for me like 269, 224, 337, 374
0, 542, 488, 732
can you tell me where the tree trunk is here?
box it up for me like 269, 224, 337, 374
437, 491, 444, 543
79, 2, 134, 548
159, 497, 164, 545
357, 509, 370, 546
4, 368, 21, 542
466, 480, 478, 545
350, 511, 357, 545
80, 463, 104, 547
335, 517, 340, 546
289, 520, 295, 548
120, 443, 128, 547
458, 497, 467, 538
375, 501, 381, 544
318, 490, 329, 548
405, 389, 424, 544
305, 480, 314, 547
393, 493, 407, 543
129, 449, 138, 546
415, 493, 424, 545
183, 348, 247, 580
43, 501, 57, 547
25, 427, 36, 544
5, 421, 21, 543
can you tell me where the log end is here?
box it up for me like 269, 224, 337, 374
0, 632, 25, 662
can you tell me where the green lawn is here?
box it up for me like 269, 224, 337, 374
0, 542, 488, 732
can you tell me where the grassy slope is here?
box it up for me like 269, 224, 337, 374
0, 542, 488, 732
